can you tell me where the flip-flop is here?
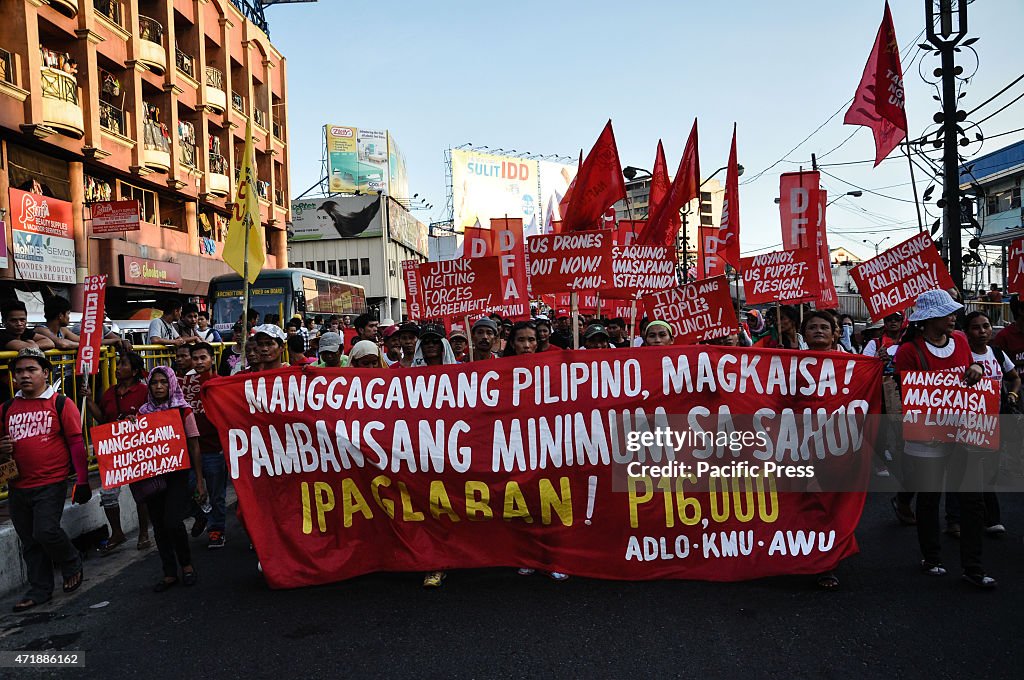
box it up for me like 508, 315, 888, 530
12, 599, 42, 613
62, 569, 83, 594
99, 537, 127, 556
136, 538, 152, 550
817, 572, 840, 590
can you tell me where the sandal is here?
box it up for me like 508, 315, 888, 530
136, 537, 152, 551
62, 569, 83, 593
816, 572, 840, 590
12, 598, 45, 613
962, 572, 997, 589
153, 578, 178, 593
99, 536, 127, 556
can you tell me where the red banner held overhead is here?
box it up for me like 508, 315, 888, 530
401, 260, 422, 321
201, 347, 881, 589
615, 220, 644, 246
813, 192, 838, 309
92, 409, 190, 489
76, 274, 107, 376
417, 256, 504, 319
719, 124, 742, 267
561, 121, 627, 233
641, 276, 738, 344
527, 230, 614, 294
607, 243, 677, 298
849, 232, 954, 321
698, 226, 726, 280
779, 171, 820, 250
487, 218, 531, 320
640, 120, 699, 247
647, 140, 670, 221
901, 372, 999, 451
741, 249, 820, 305
1008, 238, 1024, 295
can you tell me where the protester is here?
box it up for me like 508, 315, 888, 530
893, 290, 994, 588
412, 324, 458, 367
174, 344, 194, 378
195, 311, 222, 343
395, 322, 418, 368
287, 335, 314, 365
81, 352, 152, 553
149, 299, 195, 347
502, 321, 538, 357
349, 340, 385, 368
353, 314, 379, 344
863, 312, 904, 367
315, 332, 347, 367
583, 324, 611, 350
838, 314, 857, 353
382, 325, 402, 366
762, 305, 806, 349
0, 301, 54, 351
963, 310, 1020, 535
802, 311, 837, 352
175, 303, 201, 340
449, 328, 469, 362
2, 348, 90, 611
236, 336, 261, 374
550, 311, 573, 349
470, 317, 500, 360
534, 317, 562, 353
642, 320, 674, 346
33, 296, 78, 351
992, 295, 1024, 370
253, 324, 287, 370
185, 344, 228, 549
138, 367, 206, 591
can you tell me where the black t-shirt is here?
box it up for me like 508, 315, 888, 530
0, 327, 34, 349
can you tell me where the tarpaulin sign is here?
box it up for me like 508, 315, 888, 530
606, 243, 677, 297
92, 410, 190, 488
779, 172, 820, 250
740, 249, 819, 305
90, 200, 141, 234
418, 256, 504, 319
401, 260, 423, 321
202, 347, 881, 589
527, 230, 614, 294
1008, 238, 1024, 296
850, 232, 954, 321
76, 274, 107, 376
813, 192, 838, 310
901, 372, 1000, 450
641, 276, 737, 344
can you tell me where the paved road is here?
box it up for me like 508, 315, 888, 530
0, 493, 1021, 679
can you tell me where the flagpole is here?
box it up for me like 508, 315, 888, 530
242, 214, 250, 368
571, 292, 580, 350
904, 143, 925, 233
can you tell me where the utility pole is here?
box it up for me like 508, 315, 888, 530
925, 0, 969, 294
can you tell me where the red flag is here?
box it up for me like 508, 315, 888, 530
844, 1, 907, 166
639, 119, 699, 247
554, 151, 583, 234
698, 226, 726, 280
647, 140, 670, 219
719, 124, 741, 267
561, 121, 627, 232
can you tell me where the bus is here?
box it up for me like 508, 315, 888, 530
208, 268, 366, 339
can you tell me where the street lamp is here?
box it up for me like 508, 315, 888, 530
863, 236, 891, 256
773, 190, 862, 206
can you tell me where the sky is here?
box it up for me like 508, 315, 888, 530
266, 0, 1024, 262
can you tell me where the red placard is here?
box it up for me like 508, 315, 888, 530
698, 226, 726, 279
92, 409, 190, 488
487, 218, 530, 320
401, 260, 422, 321
641, 276, 738, 344
740, 248, 819, 305
606, 243, 677, 297
813, 192, 838, 309
76, 274, 107, 376
201, 347, 881, 589
1007, 238, 1024, 296
779, 171, 820, 250
527, 230, 614, 295
901, 372, 999, 450
418, 256, 504, 319
614, 220, 644, 246
849, 232, 955, 321
91, 200, 141, 234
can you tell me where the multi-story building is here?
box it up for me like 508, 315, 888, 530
965, 139, 1023, 246
0, 0, 289, 316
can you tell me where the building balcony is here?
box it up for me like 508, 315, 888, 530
253, 107, 267, 130
1, 49, 13, 86
94, 0, 122, 27
143, 118, 170, 171
175, 48, 195, 80
231, 91, 244, 114
40, 67, 83, 137
46, 0, 79, 18
274, 188, 284, 207
99, 99, 125, 136
272, 119, 283, 141
137, 16, 166, 74
180, 142, 198, 169
204, 66, 226, 112
208, 151, 229, 195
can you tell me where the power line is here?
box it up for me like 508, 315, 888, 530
818, 169, 921, 203
973, 88, 1024, 126
967, 73, 1024, 116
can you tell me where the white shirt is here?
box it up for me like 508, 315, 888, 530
148, 317, 179, 343
972, 346, 1015, 381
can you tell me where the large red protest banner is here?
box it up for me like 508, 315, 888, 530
740, 249, 819, 305
849, 232, 955, 321
487, 218, 530, 319
607, 243, 677, 297
1008, 238, 1024, 295
901, 372, 999, 450
76, 274, 107, 375
641, 276, 738, 344
92, 409, 190, 488
417, 256, 504, 319
615, 220, 644, 246
401, 260, 422, 321
527, 230, 614, 294
202, 347, 881, 589
779, 172, 820, 250
697, 226, 726, 280
813, 193, 838, 309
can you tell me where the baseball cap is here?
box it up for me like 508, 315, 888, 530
449, 328, 468, 340
382, 324, 400, 339
584, 324, 609, 340
253, 324, 287, 344
12, 347, 51, 370
380, 318, 396, 327
318, 331, 343, 353
398, 321, 419, 336
472, 317, 498, 333
556, 309, 569, 319
419, 323, 445, 340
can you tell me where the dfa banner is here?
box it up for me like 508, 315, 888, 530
202, 347, 881, 589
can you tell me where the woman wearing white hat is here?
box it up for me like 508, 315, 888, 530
893, 289, 994, 588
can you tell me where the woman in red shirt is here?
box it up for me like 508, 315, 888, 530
82, 353, 151, 553
893, 290, 993, 588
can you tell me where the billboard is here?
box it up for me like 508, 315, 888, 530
538, 159, 578, 235
290, 194, 383, 241
451, 149, 540, 234
8, 188, 76, 283
387, 199, 429, 256
387, 131, 409, 201
326, 125, 391, 194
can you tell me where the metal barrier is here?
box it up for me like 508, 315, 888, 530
0, 343, 234, 502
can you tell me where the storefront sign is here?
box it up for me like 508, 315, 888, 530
91, 200, 141, 234
8, 188, 76, 284
120, 255, 182, 289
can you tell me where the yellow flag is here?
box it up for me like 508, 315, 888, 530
222, 116, 264, 283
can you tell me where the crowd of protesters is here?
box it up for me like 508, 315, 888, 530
2, 288, 1022, 610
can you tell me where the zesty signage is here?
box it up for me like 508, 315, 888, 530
120, 255, 182, 289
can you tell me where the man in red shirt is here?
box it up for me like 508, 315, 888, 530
184, 343, 227, 549
0, 348, 91, 611
992, 296, 1024, 371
